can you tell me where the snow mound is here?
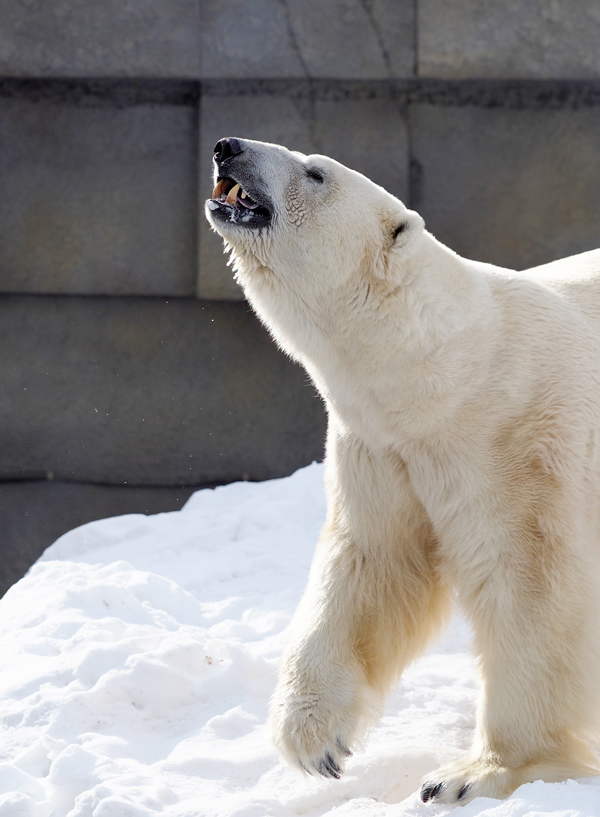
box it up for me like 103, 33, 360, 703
0, 463, 598, 816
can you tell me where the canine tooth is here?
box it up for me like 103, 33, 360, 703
212, 179, 226, 199
226, 183, 241, 205
241, 189, 247, 199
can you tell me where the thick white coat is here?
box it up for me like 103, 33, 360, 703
206, 139, 600, 804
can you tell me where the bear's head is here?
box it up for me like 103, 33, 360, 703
205, 138, 425, 317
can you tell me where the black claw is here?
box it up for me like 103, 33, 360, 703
458, 783, 471, 801
325, 751, 342, 778
431, 783, 444, 799
420, 781, 444, 802
316, 751, 342, 779
420, 783, 433, 803
299, 760, 312, 775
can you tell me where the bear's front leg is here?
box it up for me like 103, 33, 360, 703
269, 533, 379, 778
269, 432, 450, 777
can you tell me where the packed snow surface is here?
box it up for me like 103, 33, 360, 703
0, 463, 599, 816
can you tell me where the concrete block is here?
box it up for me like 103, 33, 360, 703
0, 94, 197, 296
419, 0, 600, 79
200, 0, 414, 79
0, 1, 199, 78
0, 481, 196, 596
199, 88, 409, 298
0, 296, 326, 486
410, 104, 600, 271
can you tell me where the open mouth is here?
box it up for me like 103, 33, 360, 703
207, 177, 271, 227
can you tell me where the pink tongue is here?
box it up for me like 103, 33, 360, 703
239, 192, 259, 209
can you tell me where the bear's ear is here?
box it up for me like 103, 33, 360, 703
371, 208, 425, 280
392, 223, 407, 241
390, 209, 425, 250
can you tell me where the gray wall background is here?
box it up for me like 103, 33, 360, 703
1, 0, 600, 593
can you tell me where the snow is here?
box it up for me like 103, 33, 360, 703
0, 462, 599, 816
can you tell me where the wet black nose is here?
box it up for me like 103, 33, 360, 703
214, 137, 243, 164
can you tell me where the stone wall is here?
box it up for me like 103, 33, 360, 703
1, 1, 599, 592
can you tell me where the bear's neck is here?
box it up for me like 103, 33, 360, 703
241, 233, 499, 445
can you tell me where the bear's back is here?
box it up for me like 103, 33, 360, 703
521, 248, 600, 327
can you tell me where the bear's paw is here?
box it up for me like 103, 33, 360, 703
420, 756, 521, 804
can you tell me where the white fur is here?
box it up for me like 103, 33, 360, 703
206, 139, 600, 804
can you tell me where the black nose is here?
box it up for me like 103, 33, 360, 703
214, 137, 243, 164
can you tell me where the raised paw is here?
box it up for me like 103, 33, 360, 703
270, 693, 357, 778
269, 666, 374, 779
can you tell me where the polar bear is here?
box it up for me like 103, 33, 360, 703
205, 137, 600, 805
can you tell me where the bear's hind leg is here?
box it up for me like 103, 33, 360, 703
421, 509, 600, 805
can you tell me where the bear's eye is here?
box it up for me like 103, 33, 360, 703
306, 168, 324, 183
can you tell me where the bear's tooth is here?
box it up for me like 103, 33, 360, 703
226, 183, 241, 205
241, 189, 247, 199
